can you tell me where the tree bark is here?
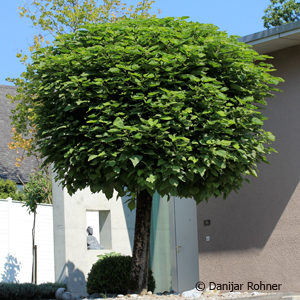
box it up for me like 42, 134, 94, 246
129, 189, 153, 293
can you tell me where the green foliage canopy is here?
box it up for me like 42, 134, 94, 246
29, 18, 283, 204
263, 0, 300, 28
23, 171, 52, 213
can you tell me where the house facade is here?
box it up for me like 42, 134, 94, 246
197, 21, 300, 292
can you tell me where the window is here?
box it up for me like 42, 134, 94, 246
86, 210, 112, 250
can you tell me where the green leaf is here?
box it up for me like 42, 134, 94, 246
161, 116, 172, 120
113, 117, 124, 128
265, 131, 275, 141
129, 155, 143, 167
215, 150, 227, 158
171, 165, 181, 172
134, 133, 142, 139
216, 111, 226, 117
251, 169, 258, 177
220, 140, 231, 146
188, 156, 198, 163
252, 117, 264, 126
198, 167, 206, 177
146, 174, 156, 183
88, 154, 98, 162
109, 67, 121, 73
169, 178, 179, 187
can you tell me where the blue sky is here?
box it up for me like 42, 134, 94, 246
1, 0, 270, 85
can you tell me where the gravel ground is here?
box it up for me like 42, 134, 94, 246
82, 290, 272, 300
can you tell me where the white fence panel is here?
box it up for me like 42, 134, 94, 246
0, 199, 54, 283
35, 204, 55, 283
0, 201, 9, 278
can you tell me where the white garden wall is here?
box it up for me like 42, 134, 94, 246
0, 198, 54, 284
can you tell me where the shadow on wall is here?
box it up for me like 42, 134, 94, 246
57, 261, 86, 295
1, 254, 21, 283
121, 196, 136, 252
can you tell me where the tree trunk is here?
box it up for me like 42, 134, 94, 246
129, 189, 153, 294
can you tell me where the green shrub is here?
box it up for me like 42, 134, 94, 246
36, 282, 66, 299
0, 282, 66, 300
0, 179, 24, 201
87, 255, 155, 295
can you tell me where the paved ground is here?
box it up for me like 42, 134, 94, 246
233, 294, 300, 300
81, 292, 300, 300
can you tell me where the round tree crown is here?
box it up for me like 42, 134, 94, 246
32, 17, 283, 204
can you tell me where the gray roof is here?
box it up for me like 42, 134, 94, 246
240, 20, 300, 53
0, 85, 39, 184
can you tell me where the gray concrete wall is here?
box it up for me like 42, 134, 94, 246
52, 179, 135, 297
197, 45, 300, 292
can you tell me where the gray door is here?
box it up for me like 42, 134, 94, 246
169, 197, 199, 292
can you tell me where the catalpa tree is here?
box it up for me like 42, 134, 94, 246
27, 17, 282, 292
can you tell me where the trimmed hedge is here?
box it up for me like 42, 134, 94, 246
87, 255, 155, 295
0, 282, 66, 300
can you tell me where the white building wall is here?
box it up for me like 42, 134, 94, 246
52, 181, 136, 296
0, 198, 54, 284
